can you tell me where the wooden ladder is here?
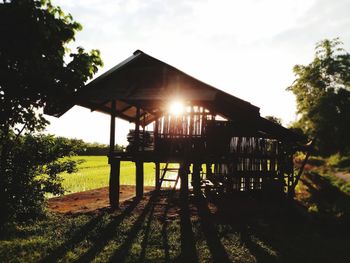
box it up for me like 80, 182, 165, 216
157, 162, 180, 191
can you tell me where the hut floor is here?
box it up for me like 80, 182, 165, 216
48, 185, 155, 214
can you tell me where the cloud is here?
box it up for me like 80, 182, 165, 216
48, 0, 350, 143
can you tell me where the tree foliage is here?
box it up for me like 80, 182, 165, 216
0, 0, 103, 223
0, 0, 103, 136
288, 38, 350, 156
265, 115, 282, 125
2, 134, 79, 221
50, 137, 124, 156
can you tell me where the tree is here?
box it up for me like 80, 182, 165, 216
0, 0, 103, 223
0, 0, 102, 137
265, 115, 282, 125
288, 38, 350, 156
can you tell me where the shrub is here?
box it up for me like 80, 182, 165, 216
327, 153, 350, 168
307, 156, 325, 167
0, 134, 78, 225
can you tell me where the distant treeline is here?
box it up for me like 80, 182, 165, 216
53, 136, 124, 156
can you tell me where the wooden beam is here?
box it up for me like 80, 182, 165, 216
119, 104, 133, 113
290, 139, 315, 196
78, 101, 135, 122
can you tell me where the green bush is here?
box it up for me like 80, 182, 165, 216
307, 156, 325, 167
327, 153, 350, 168
0, 134, 78, 225
338, 157, 350, 169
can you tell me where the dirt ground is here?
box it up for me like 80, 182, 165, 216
48, 185, 155, 214
335, 171, 350, 182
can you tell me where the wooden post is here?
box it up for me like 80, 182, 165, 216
155, 162, 160, 189
206, 163, 212, 180
142, 115, 146, 152
135, 107, 144, 198
109, 100, 120, 209
193, 162, 201, 194
109, 160, 120, 209
136, 162, 144, 198
134, 107, 140, 152
180, 163, 189, 199
154, 118, 158, 151
109, 101, 116, 155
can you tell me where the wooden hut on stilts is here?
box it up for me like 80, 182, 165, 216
46, 50, 308, 209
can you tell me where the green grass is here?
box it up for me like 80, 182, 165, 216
60, 156, 156, 194
1, 190, 350, 263
2, 157, 350, 262
2, 156, 350, 262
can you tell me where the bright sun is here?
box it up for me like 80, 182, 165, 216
168, 101, 185, 116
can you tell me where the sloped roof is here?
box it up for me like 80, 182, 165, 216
45, 50, 304, 142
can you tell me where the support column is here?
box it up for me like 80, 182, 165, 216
180, 163, 189, 199
155, 162, 160, 189
109, 100, 120, 209
109, 160, 120, 209
109, 101, 116, 154
206, 163, 212, 180
193, 163, 201, 194
136, 162, 144, 198
154, 117, 158, 151
135, 107, 144, 198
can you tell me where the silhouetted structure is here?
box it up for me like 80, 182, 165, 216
46, 50, 306, 208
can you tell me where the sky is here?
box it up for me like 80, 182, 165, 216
45, 0, 350, 145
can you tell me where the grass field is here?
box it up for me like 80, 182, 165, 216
1, 157, 350, 262
61, 156, 156, 194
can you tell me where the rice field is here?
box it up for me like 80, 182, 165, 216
60, 156, 156, 194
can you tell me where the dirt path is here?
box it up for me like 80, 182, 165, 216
335, 171, 350, 182
48, 185, 155, 214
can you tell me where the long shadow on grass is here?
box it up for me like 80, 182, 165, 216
219, 172, 350, 263
195, 194, 231, 263
137, 194, 158, 262
107, 192, 158, 263
161, 194, 171, 262
39, 212, 106, 263
74, 198, 141, 263
178, 196, 199, 262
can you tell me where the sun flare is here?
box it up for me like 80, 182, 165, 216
168, 100, 185, 116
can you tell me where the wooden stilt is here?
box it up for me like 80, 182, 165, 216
135, 107, 144, 198
193, 163, 201, 194
109, 160, 120, 209
155, 162, 160, 189
136, 161, 144, 198
206, 163, 212, 180
180, 163, 189, 199
108, 100, 120, 209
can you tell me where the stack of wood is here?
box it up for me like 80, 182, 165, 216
126, 130, 154, 152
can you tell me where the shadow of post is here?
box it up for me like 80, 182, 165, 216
138, 197, 157, 262
179, 197, 198, 262
74, 197, 141, 263
195, 194, 231, 263
107, 193, 157, 263
39, 212, 106, 263
161, 190, 176, 262
238, 224, 278, 263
